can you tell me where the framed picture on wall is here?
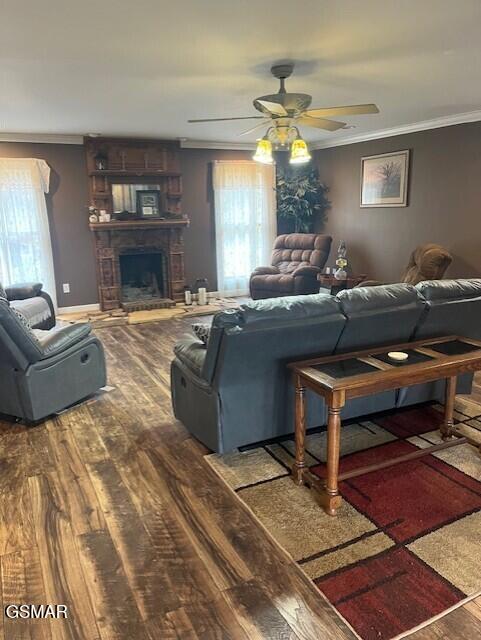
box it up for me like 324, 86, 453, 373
136, 190, 164, 218
360, 150, 410, 207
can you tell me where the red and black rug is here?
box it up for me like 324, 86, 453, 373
206, 398, 481, 640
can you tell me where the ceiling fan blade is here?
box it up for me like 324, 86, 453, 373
188, 116, 265, 123
304, 103, 379, 118
256, 100, 288, 117
296, 116, 346, 132
238, 121, 270, 136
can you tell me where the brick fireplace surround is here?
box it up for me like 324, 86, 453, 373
89, 219, 189, 311
85, 137, 190, 312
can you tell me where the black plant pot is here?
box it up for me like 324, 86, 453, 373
277, 216, 314, 234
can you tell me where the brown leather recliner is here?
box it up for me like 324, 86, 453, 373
249, 233, 332, 300
360, 243, 453, 287
401, 243, 452, 285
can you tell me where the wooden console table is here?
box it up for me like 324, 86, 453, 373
288, 336, 481, 516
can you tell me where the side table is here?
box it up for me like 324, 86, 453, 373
318, 273, 366, 295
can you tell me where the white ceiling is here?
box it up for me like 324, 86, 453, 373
2, 0, 481, 145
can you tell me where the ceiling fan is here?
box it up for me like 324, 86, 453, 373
188, 63, 379, 164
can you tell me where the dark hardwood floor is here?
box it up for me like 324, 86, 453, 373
0, 317, 480, 640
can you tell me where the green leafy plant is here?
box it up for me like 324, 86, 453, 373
276, 166, 330, 233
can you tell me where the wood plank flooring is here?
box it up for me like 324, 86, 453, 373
0, 317, 480, 640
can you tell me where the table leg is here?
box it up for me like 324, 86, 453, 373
441, 376, 457, 440
292, 381, 306, 485
323, 406, 343, 516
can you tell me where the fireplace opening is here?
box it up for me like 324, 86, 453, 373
119, 251, 167, 303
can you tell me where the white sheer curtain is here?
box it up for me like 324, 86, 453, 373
0, 158, 57, 307
213, 160, 276, 296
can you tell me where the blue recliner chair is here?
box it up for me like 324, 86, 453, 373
0, 297, 107, 422
1, 281, 55, 330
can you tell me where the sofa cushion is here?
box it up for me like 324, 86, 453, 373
275, 260, 311, 274
337, 283, 424, 314
413, 279, 481, 343
238, 293, 340, 328
416, 279, 481, 302
249, 273, 295, 293
335, 283, 427, 356
36, 323, 92, 359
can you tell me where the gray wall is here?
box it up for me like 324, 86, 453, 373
315, 121, 481, 281
0, 142, 96, 308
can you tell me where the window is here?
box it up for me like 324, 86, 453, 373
0, 158, 56, 306
213, 160, 276, 295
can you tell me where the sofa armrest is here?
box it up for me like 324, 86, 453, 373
37, 323, 92, 359
174, 335, 207, 378
251, 266, 280, 276
6, 282, 43, 301
292, 265, 321, 277
38, 291, 56, 329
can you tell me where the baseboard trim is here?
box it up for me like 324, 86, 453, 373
216, 289, 249, 297
57, 303, 100, 314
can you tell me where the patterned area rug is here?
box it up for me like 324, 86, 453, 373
206, 398, 481, 640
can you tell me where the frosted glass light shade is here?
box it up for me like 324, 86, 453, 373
253, 138, 274, 164
289, 138, 311, 164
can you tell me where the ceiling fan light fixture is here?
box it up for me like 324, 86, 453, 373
253, 136, 274, 164
289, 134, 311, 165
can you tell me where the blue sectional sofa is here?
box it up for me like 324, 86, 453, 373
171, 279, 481, 452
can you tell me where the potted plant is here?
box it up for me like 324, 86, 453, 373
276, 166, 330, 233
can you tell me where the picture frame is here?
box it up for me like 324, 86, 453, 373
360, 150, 410, 208
136, 190, 164, 218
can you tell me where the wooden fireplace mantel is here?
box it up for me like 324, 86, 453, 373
85, 137, 189, 311
89, 219, 189, 232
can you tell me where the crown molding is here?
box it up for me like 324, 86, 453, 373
4, 109, 480, 150
180, 139, 255, 151
0, 133, 84, 145
310, 110, 481, 150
